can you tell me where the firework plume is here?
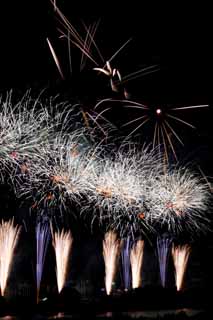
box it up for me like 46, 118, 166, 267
172, 244, 191, 291
36, 221, 51, 302
130, 239, 144, 289
52, 229, 73, 293
102, 231, 121, 295
0, 219, 21, 296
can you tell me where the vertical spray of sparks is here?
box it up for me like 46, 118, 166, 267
172, 244, 191, 291
0, 219, 21, 296
102, 231, 121, 295
36, 222, 51, 302
130, 239, 144, 289
121, 237, 132, 290
157, 235, 172, 287
52, 229, 73, 293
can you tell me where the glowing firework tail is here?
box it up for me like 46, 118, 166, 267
36, 221, 51, 303
52, 229, 73, 293
0, 219, 21, 296
157, 234, 172, 287
130, 239, 144, 289
172, 244, 191, 291
121, 237, 132, 290
103, 231, 121, 295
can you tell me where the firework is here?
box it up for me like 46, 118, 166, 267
52, 229, 73, 293
157, 234, 173, 287
36, 221, 51, 303
148, 167, 211, 235
0, 91, 53, 163
102, 231, 121, 295
121, 237, 132, 290
121, 99, 209, 161
88, 146, 162, 238
0, 219, 21, 296
130, 239, 144, 289
172, 244, 191, 291
49, 0, 159, 100
17, 132, 99, 215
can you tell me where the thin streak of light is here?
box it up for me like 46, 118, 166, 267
120, 65, 160, 84
46, 38, 64, 79
122, 115, 148, 127
107, 38, 132, 64
162, 122, 177, 161
83, 20, 104, 63
125, 117, 150, 138
164, 120, 184, 146
167, 114, 196, 129
172, 105, 209, 111
160, 126, 169, 163
67, 31, 72, 74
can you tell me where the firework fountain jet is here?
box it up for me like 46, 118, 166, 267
102, 231, 121, 295
52, 229, 73, 293
0, 219, 21, 296
130, 239, 144, 289
172, 244, 191, 291
36, 221, 51, 303
157, 233, 173, 287
121, 237, 132, 291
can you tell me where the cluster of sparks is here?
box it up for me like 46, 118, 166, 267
102, 231, 121, 295
52, 229, 73, 293
130, 239, 144, 289
0, 92, 211, 237
0, 219, 21, 296
172, 244, 191, 291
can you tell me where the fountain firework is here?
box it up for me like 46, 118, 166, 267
0, 219, 21, 296
36, 221, 51, 302
172, 244, 191, 291
52, 229, 73, 293
157, 234, 173, 287
121, 237, 132, 290
102, 231, 121, 295
130, 239, 144, 289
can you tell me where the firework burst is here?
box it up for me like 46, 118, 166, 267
0, 219, 21, 296
52, 228, 73, 293
88, 146, 162, 238
94, 98, 208, 162
102, 231, 121, 295
121, 100, 209, 161
172, 244, 191, 291
148, 167, 211, 235
17, 132, 99, 216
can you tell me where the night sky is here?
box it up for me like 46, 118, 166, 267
0, 0, 213, 300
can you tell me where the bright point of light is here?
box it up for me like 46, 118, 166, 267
156, 108, 162, 115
